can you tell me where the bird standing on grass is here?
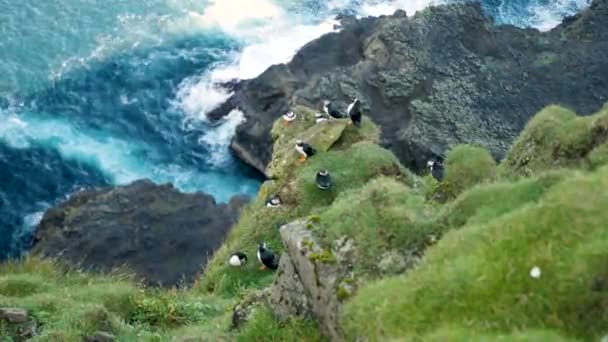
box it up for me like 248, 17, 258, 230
295, 139, 316, 163
229, 252, 248, 267
323, 100, 344, 119
265, 195, 282, 208
282, 111, 296, 126
315, 169, 333, 190
257, 243, 279, 270
427, 160, 444, 181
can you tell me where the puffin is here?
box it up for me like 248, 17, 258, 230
323, 100, 344, 119
427, 160, 445, 181
347, 98, 362, 126
295, 139, 316, 162
257, 243, 279, 270
315, 169, 333, 190
315, 112, 329, 123
229, 252, 248, 267
282, 111, 296, 126
265, 194, 282, 208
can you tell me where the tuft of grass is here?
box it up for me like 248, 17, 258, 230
235, 306, 326, 342
441, 171, 567, 228
342, 166, 608, 341
0, 258, 232, 340
295, 142, 414, 214
314, 177, 439, 277
437, 144, 497, 200
501, 104, 608, 178
421, 328, 577, 342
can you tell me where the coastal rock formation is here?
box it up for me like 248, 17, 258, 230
209, 0, 608, 175
31, 180, 248, 286
268, 220, 355, 341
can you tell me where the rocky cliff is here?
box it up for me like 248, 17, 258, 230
31, 180, 247, 286
209, 0, 608, 175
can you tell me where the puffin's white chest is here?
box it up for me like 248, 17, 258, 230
347, 102, 354, 115
296, 145, 306, 156
229, 255, 242, 266
257, 250, 262, 263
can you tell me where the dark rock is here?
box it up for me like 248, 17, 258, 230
210, 0, 608, 175
84, 331, 116, 342
32, 179, 249, 287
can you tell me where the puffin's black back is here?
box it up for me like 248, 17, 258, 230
304, 144, 316, 156
259, 245, 279, 270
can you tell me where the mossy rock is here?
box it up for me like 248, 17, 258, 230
501, 104, 608, 178
267, 116, 349, 179
342, 166, 608, 341
333, 116, 381, 149
437, 144, 497, 199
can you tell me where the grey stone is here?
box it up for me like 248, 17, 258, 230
0, 307, 28, 324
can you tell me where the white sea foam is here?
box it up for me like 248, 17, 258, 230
199, 109, 247, 167
175, 0, 339, 165
528, 0, 591, 31
360, 0, 444, 17
0, 111, 260, 200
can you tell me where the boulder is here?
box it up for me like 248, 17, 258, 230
0, 308, 28, 323
0, 307, 37, 341
269, 220, 355, 341
32, 180, 248, 287
208, 0, 608, 175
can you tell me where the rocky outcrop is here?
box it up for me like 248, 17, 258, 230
268, 220, 356, 341
209, 0, 608, 175
32, 180, 248, 287
0, 307, 37, 341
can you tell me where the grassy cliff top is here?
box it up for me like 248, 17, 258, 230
2, 104, 608, 341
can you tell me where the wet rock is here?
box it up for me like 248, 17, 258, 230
32, 179, 249, 287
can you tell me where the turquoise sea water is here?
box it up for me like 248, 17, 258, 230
0, 0, 591, 259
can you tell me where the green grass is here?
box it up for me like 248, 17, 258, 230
235, 306, 326, 342
341, 166, 608, 341
0, 258, 233, 341
313, 177, 440, 277
420, 328, 577, 342
201, 141, 412, 296
441, 170, 567, 228
4, 103, 608, 341
501, 104, 608, 178
437, 144, 497, 200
